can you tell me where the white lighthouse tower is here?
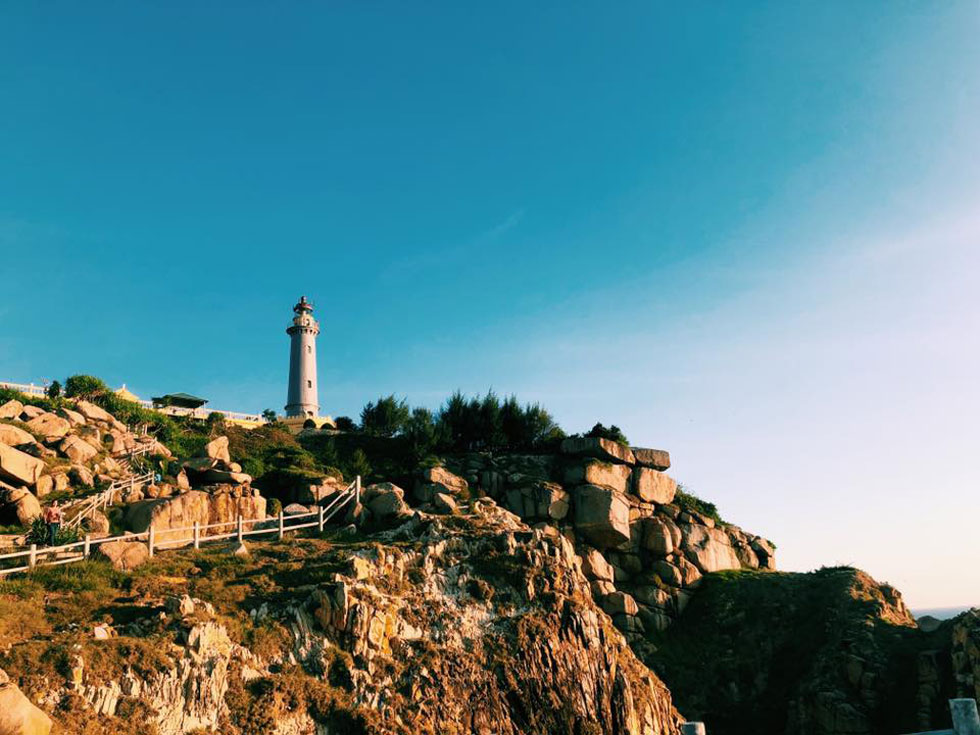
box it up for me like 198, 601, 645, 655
285, 296, 319, 417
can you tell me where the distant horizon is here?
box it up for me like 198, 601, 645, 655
3, 2, 978, 609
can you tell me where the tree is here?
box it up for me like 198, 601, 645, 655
360, 395, 410, 438
334, 416, 357, 432
404, 407, 438, 458
261, 409, 278, 423
207, 411, 227, 435
64, 374, 109, 399
46, 380, 62, 399
348, 448, 372, 481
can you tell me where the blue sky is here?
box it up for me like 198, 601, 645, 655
2, 2, 978, 607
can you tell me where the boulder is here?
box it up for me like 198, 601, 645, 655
204, 435, 231, 463
651, 560, 682, 587
284, 503, 311, 516
125, 491, 211, 544
85, 510, 111, 538
58, 435, 98, 464
641, 517, 675, 555
580, 547, 614, 582
416, 466, 468, 502
208, 487, 266, 526
362, 483, 410, 519
560, 436, 635, 465
24, 413, 71, 442
34, 475, 53, 498
573, 485, 630, 548
0, 425, 34, 447
681, 524, 741, 573
201, 469, 253, 485
751, 538, 777, 570
19, 406, 45, 420
432, 493, 458, 514
0, 667, 52, 735
602, 591, 639, 616
0, 444, 45, 486
70, 464, 94, 488
631, 468, 677, 504
175, 469, 191, 491
95, 539, 150, 571
0, 400, 24, 420
58, 408, 86, 426
564, 461, 631, 493
0, 486, 41, 526
74, 400, 114, 423
631, 447, 671, 471
503, 481, 569, 521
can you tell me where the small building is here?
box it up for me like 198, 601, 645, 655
151, 393, 209, 411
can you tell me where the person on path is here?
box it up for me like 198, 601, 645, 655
43, 501, 63, 546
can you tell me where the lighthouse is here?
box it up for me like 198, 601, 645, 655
285, 296, 320, 418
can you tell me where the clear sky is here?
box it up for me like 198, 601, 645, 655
2, 2, 978, 608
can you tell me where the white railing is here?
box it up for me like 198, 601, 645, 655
144, 403, 268, 424
63, 472, 155, 531
0, 380, 268, 425
0, 477, 360, 577
0, 380, 48, 397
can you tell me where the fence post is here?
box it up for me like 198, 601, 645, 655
278, 511, 285, 540
193, 522, 200, 550
318, 505, 325, 533
28, 544, 37, 570
148, 527, 155, 558
951, 699, 980, 735
237, 514, 244, 544
355, 475, 361, 504
680, 724, 706, 735
83, 534, 91, 558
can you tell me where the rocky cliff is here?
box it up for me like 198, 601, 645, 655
0, 498, 682, 735
650, 566, 978, 735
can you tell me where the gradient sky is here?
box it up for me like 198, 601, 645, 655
2, 2, 978, 608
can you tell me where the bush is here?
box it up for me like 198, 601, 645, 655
267, 498, 282, 517
674, 484, 723, 524
27, 517, 80, 547
64, 374, 110, 399
585, 422, 629, 446
334, 416, 357, 432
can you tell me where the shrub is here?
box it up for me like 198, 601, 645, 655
267, 498, 283, 517
27, 517, 80, 546
64, 374, 110, 399
585, 422, 629, 446
46, 381, 62, 399
334, 416, 356, 432
674, 484, 723, 524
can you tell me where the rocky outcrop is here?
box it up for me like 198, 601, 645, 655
94, 539, 150, 570
562, 436, 637, 465
0, 485, 42, 525
0, 668, 51, 735
1, 497, 682, 735
0, 444, 45, 487
0, 425, 34, 447
124, 486, 267, 543
651, 566, 928, 735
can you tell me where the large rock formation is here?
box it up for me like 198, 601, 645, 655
0, 497, 683, 735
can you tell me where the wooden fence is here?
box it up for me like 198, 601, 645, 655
0, 478, 360, 577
